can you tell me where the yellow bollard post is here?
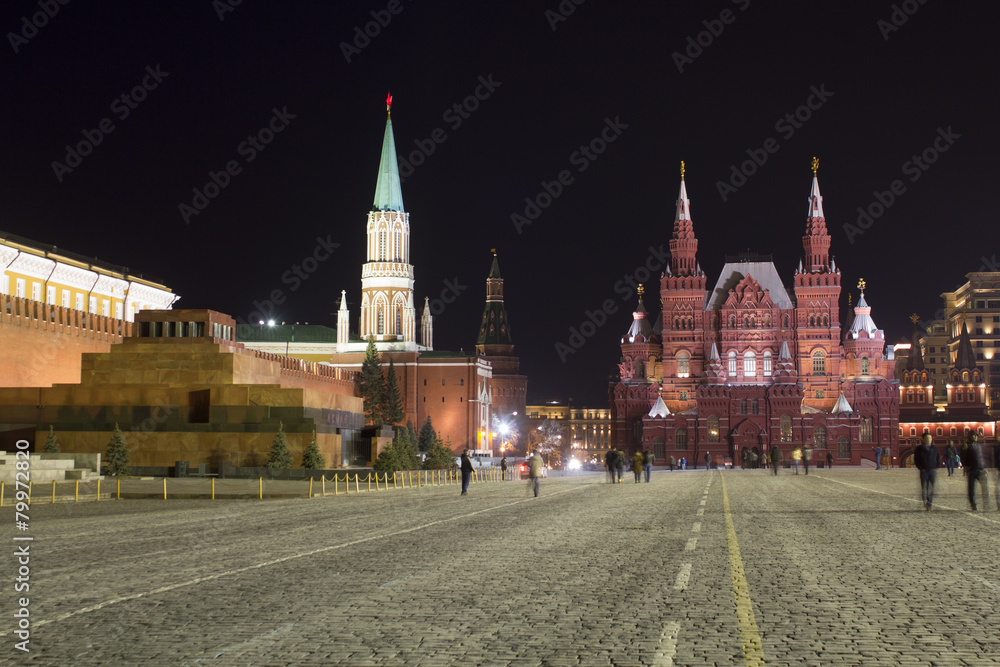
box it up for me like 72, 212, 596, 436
368, 473, 372, 492
322, 476, 326, 497
117, 478, 120, 500
96, 478, 100, 502
212, 477, 215, 500
393, 472, 397, 490
1, 481, 4, 507
75, 480, 79, 502
163, 478, 167, 500
309, 477, 314, 498
355, 473, 360, 493
52, 480, 56, 504
344, 475, 348, 494
259, 477, 263, 500
375, 474, 379, 492
335, 475, 339, 496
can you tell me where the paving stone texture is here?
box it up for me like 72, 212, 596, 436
1, 468, 998, 666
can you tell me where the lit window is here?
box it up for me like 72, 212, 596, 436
780, 415, 792, 442
812, 350, 826, 375
762, 351, 772, 375
814, 426, 827, 447
728, 351, 737, 376
707, 415, 719, 443
861, 418, 873, 443
677, 352, 690, 377
744, 351, 756, 377
675, 428, 687, 450
861, 357, 869, 374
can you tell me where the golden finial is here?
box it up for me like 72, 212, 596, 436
910, 313, 920, 325
857, 278, 866, 293
848, 293, 852, 307
811, 156, 819, 176
491, 247, 497, 256
680, 160, 685, 180
637, 284, 645, 296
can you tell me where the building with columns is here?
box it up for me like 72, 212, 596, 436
610, 161, 899, 467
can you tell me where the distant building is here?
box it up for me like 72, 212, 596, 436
0, 309, 364, 467
940, 273, 1000, 416
525, 400, 611, 465
0, 231, 176, 388
610, 162, 899, 467
476, 252, 527, 424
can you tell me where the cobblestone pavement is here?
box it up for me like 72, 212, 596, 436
2, 469, 998, 666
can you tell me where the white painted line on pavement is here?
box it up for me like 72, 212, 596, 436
691, 522, 702, 532
4, 485, 589, 636
673, 564, 692, 591
684, 537, 698, 551
817, 476, 1000, 525
699, 499, 706, 506
653, 620, 680, 666
183, 622, 297, 664
696, 508, 705, 516
950, 564, 1000, 592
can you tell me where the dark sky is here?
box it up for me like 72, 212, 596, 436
3, 1, 998, 405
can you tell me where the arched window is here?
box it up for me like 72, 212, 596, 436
861, 417, 873, 443
906, 390, 914, 403
707, 415, 720, 443
677, 352, 690, 377
861, 357, 869, 375
936, 427, 943, 436
837, 436, 850, 458
675, 428, 688, 450
379, 230, 386, 261
728, 351, 737, 376
395, 310, 402, 335
762, 351, 772, 375
780, 415, 792, 442
752, 398, 759, 415
744, 350, 756, 377
740, 398, 747, 415
653, 437, 665, 459
809, 315, 816, 327
393, 230, 402, 261
812, 350, 826, 376
822, 315, 828, 327
377, 307, 385, 334
783, 315, 789, 328
814, 426, 827, 448
963, 371, 970, 382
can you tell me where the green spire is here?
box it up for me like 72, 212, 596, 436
488, 249, 502, 279
372, 118, 405, 212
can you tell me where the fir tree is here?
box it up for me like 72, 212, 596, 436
264, 422, 294, 468
43, 426, 60, 453
373, 427, 421, 472
301, 429, 325, 469
359, 336, 384, 426
422, 437, 458, 469
417, 416, 437, 453
105, 423, 130, 477
382, 359, 404, 426
405, 418, 417, 443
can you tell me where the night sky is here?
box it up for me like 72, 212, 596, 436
4, 1, 998, 406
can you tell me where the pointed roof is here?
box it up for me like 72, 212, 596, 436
707, 262, 794, 310
847, 293, 882, 339
779, 340, 792, 360
477, 255, 513, 348
708, 342, 720, 362
905, 328, 925, 371
675, 177, 691, 221
372, 118, 404, 212
807, 174, 825, 219
488, 253, 502, 279
624, 292, 654, 343
832, 393, 853, 414
953, 322, 979, 371
648, 396, 670, 418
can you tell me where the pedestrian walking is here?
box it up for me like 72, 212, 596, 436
500, 456, 508, 481
643, 449, 654, 483
770, 446, 782, 475
944, 443, 957, 476
826, 450, 833, 470
873, 446, 882, 470
632, 450, 644, 483
791, 446, 802, 474
704, 452, 711, 470
460, 449, 474, 495
605, 449, 617, 483
803, 447, 812, 475
528, 451, 543, 497
750, 451, 759, 469
669, 455, 675, 472
914, 434, 940, 510
681, 457, 686, 471
962, 432, 990, 511
615, 449, 625, 483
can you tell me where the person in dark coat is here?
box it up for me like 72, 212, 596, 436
615, 450, 626, 483
944, 442, 957, 477
460, 450, 474, 495
770, 446, 782, 476
826, 450, 833, 470
500, 456, 508, 480
642, 449, 654, 483
914, 434, 940, 510
962, 432, 990, 511
605, 449, 617, 483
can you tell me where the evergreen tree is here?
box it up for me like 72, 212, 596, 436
422, 437, 458, 469
264, 421, 294, 468
359, 336, 384, 426
301, 429, 325, 469
405, 418, 416, 443
43, 426, 60, 453
373, 427, 421, 472
417, 416, 437, 453
105, 423, 130, 477
382, 359, 404, 426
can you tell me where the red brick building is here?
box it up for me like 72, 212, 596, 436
610, 163, 899, 467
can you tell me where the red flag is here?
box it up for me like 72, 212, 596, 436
386, 92, 392, 110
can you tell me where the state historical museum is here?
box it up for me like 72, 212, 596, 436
610, 162, 899, 466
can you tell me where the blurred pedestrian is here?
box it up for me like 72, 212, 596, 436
770, 446, 782, 475
944, 442, 957, 476
643, 449, 654, 482
803, 447, 812, 475
632, 450, 644, 483
669, 455, 676, 472
528, 451, 543, 497
915, 434, 940, 511
605, 449, 616, 483
873, 446, 882, 470
681, 457, 686, 471
615, 449, 625, 483
791, 446, 802, 474
826, 450, 833, 470
704, 452, 711, 470
962, 432, 990, 511
500, 456, 508, 481
460, 449, 473, 495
